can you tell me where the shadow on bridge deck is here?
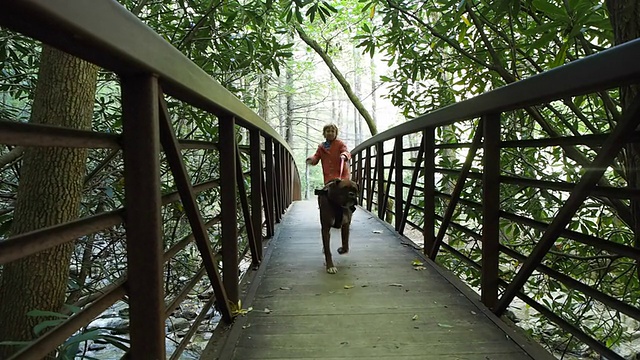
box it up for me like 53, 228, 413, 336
204, 200, 552, 360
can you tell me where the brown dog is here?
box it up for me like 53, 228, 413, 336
316, 178, 359, 274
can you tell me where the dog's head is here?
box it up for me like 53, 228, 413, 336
325, 178, 359, 210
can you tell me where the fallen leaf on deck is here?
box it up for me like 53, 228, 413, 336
412, 314, 418, 321
437, 323, 453, 328
263, 308, 272, 314
389, 283, 403, 287
372, 230, 383, 234
231, 300, 253, 316
234, 306, 253, 316
414, 266, 426, 271
279, 287, 291, 290
344, 285, 355, 289
411, 260, 424, 266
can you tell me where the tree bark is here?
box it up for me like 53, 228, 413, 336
258, 74, 269, 120
370, 56, 378, 130
0, 147, 24, 169
294, 23, 378, 136
0, 45, 98, 358
605, 0, 640, 277
352, 44, 362, 145
285, 50, 294, 145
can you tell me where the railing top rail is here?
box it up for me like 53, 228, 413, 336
0, 0, 292, 154
353, 38, 640, 153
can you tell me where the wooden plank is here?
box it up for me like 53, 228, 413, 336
237, 357, 526, 360
241, 312, 498, 332
236, 332, 521, 348
234, 342, 529, 359
204, 200, 551, 360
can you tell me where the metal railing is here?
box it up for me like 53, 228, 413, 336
0, 1, 300, 359
351, 39, 640, 359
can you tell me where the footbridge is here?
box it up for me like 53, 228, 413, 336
1, 1, 640, 360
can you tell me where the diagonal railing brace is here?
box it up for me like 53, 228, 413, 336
235, 144, 260, 266
429, 118, 484, 259
157, 94, 233, 323
494, 94, 640, 315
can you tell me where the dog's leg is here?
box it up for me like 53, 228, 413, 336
338, 222, 350, 254
322, 226, 337, 274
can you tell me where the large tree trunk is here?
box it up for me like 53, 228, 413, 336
0, 45, 98, 358
605, 0, 640, 277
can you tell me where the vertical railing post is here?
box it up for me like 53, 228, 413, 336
376, 142, 384, 219
274, 144, 282, 222
264, 138, 275, 236
282, 150, 287, 209
424, 128, 436, 257
293, 166, 302, 201
284, 153, 289, 207
284, 152, 290, 208
482, 113, 501, 309
287, 153, 292, 206
282, 148, 288, 209
250, 130, 263, 259
121, 74, 164, 359
278, 146, 283, 212
356, 151, 363, 198
355, 151, 360, 181
219, 116, 239, 306
394, 136, 403, 232
366, 146, 373, 211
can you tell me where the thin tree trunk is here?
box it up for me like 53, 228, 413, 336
0, 146, 24, 169
370, 56, 377, 130
278, 68, 285, 138
285, 50, 294, 145
294, 23, 377, 136
305, 119, 311, 199
258, 74, 269, 120
353, 44, 363, 145
0, 45, 97, 358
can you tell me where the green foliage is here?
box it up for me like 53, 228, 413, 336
354, 0, 612, 118
0, 308, 130, 359
2, 0, 638, 357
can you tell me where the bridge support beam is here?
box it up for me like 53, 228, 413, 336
121, 74, 165, 359
250, 129, 264, 259
394, 136, 403, 232
482, 113, 501, 309
220, 115, 239, 307
423, 128, 436, 257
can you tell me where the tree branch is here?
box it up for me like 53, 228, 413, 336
293, 22, 378, 135
0, 146, 23, 169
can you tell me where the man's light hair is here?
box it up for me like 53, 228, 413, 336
322, 123, 339, 136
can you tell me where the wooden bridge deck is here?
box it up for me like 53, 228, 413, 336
204, 200, 552, 360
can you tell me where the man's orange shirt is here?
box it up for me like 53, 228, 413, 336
308, 139, 351, 184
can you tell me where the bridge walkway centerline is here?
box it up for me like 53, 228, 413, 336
203, 200, 553, 360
